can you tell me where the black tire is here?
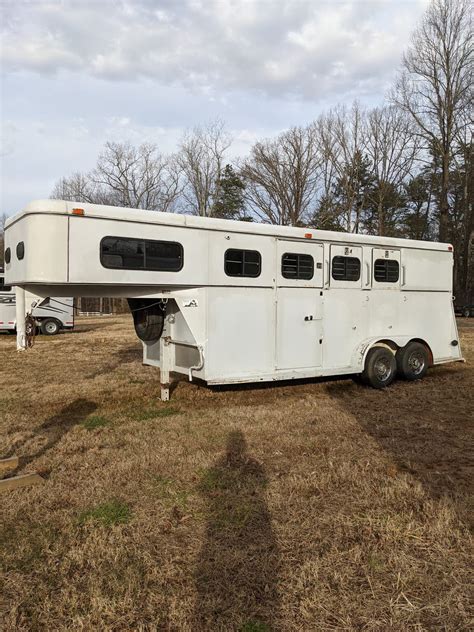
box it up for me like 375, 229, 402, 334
128, 299, 165, 342
40, 318, 60, 335
362, 346, 397, 389
463, 308, 471, 318
396, 342, 429, 381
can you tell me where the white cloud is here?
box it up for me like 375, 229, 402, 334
0, 0, 431, 214
2, 0, 428, 101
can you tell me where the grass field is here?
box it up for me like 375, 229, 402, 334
1, 316, 473, 631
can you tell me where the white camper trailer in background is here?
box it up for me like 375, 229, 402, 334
0, 268, 74, 335
4, 200, 462, 399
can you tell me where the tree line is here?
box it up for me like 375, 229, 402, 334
44, 0, 472, 304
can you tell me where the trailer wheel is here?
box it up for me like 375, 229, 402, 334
396, 342, 429, 381
362, 346, 397, 389
40, 318, 60, 335
128, 300, 165, 342
463, 307, 471, 318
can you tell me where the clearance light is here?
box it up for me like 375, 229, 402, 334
304, 233, 313, 239
72, 208, 85, 216
448, 245, 453, 251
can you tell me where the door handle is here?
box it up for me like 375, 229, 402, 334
401, 265, 406, 286
365, 262, 370, 287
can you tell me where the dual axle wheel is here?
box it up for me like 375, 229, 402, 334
360, 342, 429, 389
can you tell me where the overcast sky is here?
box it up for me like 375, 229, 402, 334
1, 0, 428, 215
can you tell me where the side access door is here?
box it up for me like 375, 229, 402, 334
275, 240, 324, 370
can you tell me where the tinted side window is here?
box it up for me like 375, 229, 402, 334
281, 253, 314, 280
16, 242, 25, 260
101, 237, 145, 269
374, 259, 399, 283
101, 237, 183, 271
225, 249, 261, 278
145, 240, 183, 271
331, 256, 361, 281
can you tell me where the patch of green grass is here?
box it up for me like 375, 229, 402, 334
78, 499, 132, 527
82, 415, 109, 430
134, 407, 180, 421
151, 475, 190, 509
198, 467, 223, 492
240, 621, 270, 632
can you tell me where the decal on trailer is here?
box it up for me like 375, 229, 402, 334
183, 299, 198, 308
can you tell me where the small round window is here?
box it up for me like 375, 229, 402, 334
16, 242, 25, 260
4, 247, 11, 264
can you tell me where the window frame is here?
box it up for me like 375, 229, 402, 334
100, 236, 184, 272
281, 252, 314, 280
224, 248, 262, 278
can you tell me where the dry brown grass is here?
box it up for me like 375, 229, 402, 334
1, 316, 473, 631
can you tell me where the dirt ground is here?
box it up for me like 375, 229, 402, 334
1, 316, 473, 631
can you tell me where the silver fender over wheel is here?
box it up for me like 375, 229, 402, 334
396, 341, 429, 381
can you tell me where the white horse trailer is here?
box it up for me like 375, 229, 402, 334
4, 200, 462, 399
0, 270, 74, 335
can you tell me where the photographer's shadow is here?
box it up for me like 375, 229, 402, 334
194, 430, 280, 631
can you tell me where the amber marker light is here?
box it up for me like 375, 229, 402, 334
304, 233, 313, 239
71, 208, 85, 216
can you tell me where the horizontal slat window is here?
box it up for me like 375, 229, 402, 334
101, 237, 183, 272
281, 253, 314, 280
225, 249, 261, 278
374, 259, 399, 283
331, 256, 361, 281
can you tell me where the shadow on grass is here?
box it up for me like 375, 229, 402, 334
87, 344, 142, 378
326, 380, 473, 527
194, 430, 280, 631
6, 398, 97, 473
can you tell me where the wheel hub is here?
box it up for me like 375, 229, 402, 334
408, 351, 425, 375
374, 359, 391, 381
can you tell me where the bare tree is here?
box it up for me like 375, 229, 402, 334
50, 172, 109, 204
242, 125, 320, 226
91, 142, 181, 212
312, 103, 371, 233
177, 119, 232, 216
51, 142, 181, 212
392, 0, 472, 241
364, 106, 421, 235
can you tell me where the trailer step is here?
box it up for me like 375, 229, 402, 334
0, 456, 43, 492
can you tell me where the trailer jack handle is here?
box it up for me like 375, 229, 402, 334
189, 346, 204, 382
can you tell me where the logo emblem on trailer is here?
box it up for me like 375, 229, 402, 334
183, 299, 198, 308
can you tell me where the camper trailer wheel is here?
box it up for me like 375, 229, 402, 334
40, 318, 60, 336
396, 342, 429, 381
362, 346, 396, 389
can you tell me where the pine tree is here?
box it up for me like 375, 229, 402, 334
212, 164, 249, 220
